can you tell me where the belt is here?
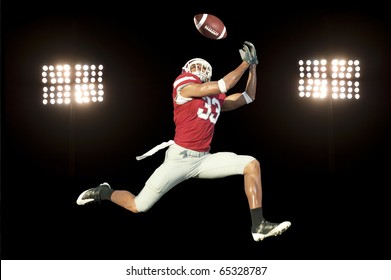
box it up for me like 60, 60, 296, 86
136, 140, 209, 161
179, 149, 209, 158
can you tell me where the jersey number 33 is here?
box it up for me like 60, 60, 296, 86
197, 96, 221, 124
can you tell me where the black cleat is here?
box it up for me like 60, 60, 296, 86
76, 182, 111, 205
252, 220, 291, 241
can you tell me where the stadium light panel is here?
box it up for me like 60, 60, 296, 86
41, 63, 104, 105
298, 59, 360, 100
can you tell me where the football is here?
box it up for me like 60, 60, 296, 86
193, 14, 227, 40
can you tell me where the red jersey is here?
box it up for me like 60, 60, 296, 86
172, 72, 226, 152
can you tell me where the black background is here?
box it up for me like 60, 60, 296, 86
2, 1, 391, 260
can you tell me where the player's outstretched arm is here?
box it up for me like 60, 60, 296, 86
221, 42, 258, 111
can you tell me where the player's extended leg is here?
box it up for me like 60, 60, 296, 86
76, 144, 193, 213
75, 167, 183, 214
76, 182, 139, 212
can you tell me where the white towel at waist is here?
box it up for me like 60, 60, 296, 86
136, 140, 174, 161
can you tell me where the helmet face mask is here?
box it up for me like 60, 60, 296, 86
182, 58, 212, 82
